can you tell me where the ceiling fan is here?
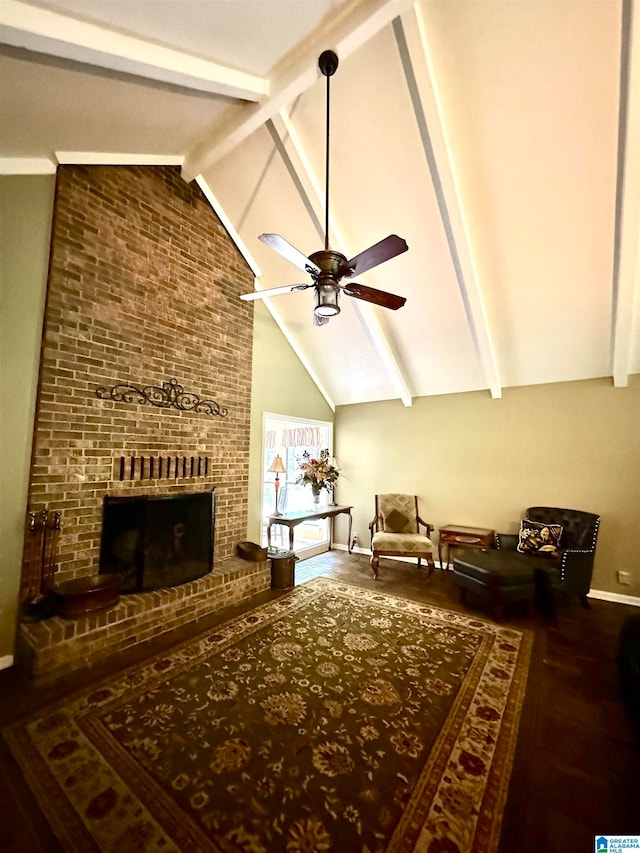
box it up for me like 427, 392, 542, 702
240, 49, 409, 325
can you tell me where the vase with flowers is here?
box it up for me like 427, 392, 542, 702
295, 449, 339, 507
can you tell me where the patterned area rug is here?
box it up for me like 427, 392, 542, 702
4, 578, 532, 852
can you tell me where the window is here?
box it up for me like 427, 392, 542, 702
262, 414, 333, 557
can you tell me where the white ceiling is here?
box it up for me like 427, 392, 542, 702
1, 0, 639, 409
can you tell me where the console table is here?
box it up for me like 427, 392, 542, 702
438, 525, 494, 570
267, 505, 353, 553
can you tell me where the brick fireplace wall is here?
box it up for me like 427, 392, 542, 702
23, 164, 256, 597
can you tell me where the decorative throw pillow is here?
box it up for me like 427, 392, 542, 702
517, 519, 563, 558
383, 508, 414, 534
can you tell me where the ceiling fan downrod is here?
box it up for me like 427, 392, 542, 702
319, 50, 338, 253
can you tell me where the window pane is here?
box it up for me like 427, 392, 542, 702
262, 416, 333, 554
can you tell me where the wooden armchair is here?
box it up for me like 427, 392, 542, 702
368, 494, 435, 580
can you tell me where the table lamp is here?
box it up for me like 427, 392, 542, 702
267, 454, 287, 516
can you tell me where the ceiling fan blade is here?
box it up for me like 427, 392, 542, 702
259, 233, 321, 275
341, 234, 408, 279
342, 281, 406, 310
240, 283, 312, 302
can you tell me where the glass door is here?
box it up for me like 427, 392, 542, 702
262, 414, 334, 558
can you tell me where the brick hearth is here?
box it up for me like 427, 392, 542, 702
18, 556, 270, 684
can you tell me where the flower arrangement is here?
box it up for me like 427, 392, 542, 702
295, 449, 339, 495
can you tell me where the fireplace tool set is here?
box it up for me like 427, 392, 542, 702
21, 507, 62, 620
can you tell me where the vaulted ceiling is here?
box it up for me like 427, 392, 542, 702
1, 0, 638, 409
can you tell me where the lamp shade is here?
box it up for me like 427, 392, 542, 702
267, 455, 286, 474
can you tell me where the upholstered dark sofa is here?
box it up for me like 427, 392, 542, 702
452, 506, 601, 616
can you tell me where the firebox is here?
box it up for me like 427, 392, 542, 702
99, 490, 215, 592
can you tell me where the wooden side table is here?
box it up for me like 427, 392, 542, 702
267, 505, 353, 553
438, 525, 495, 570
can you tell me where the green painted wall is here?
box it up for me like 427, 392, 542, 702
248, 302, 334, 542
0, 175, 55, 663
334, 376, 640, 597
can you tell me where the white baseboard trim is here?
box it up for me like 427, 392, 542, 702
331, 544, 447, 569
332, 543, 367, 554
588, 589, 640, 607
0, 654, 14, 671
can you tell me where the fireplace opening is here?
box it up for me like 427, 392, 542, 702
99, 490, 215, 592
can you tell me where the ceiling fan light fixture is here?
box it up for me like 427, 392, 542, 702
315, 286, 340, 317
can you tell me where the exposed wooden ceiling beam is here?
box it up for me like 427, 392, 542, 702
612, 0, 640, 387
182, 0, 414, 183
0, 0, 266, 100
397, 6, 502, 399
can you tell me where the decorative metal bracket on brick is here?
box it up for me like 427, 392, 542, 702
96, 378, 228, 417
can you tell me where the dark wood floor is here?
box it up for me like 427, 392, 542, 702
1, 550, 638, 852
